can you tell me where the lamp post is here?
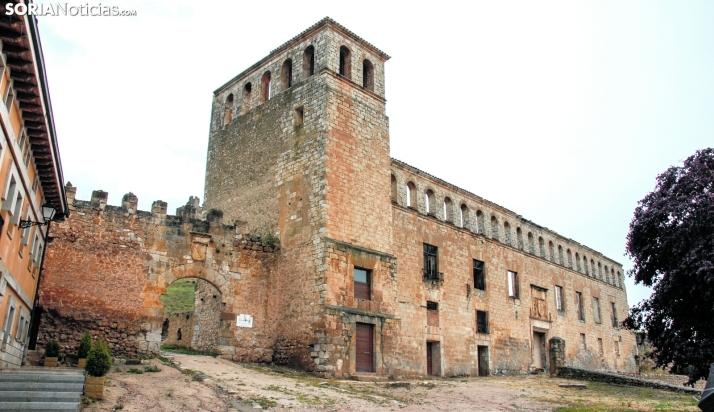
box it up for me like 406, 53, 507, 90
23, 201, 58, 350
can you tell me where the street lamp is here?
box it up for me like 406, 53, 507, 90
19, 202, 57, 228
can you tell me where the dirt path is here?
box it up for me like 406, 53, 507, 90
82, 355, 700, 411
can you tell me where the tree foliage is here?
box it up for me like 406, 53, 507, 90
85, 336, 113, 377
624, 147, 714, 384
78, 333, 93, 359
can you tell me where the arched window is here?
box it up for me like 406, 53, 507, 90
303, 45, 315, 78
539, 237, 545, 258
575, 253, 581, 272
549, 241, 555, 262
476, 210, 484, 234
460, 204, 468, 228
281, 59, 293, 89
490, 216, 499, 240
406, 182, 416, 208
611, 268, 616, 286
443, 197, 453, 222
591, 260, 596, 278
339, 46, 351, 79
583, 256, 589, 275
241, 83, 252, 114
390, 175, 397, 203
425, 189, 435, 214
261, 71, 271, 102
604, 265, 609, 283
567, 249, 573, 269
362, 59, 374, 91
616, 271, 622, 288
223, 94, 234, 126
558, 245, 564, 265
516, 227, 523, 250
503, 222, 511, 246
527, 232, 535, 254
598, 262, 602, 279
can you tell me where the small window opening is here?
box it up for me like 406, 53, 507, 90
339, 46, 351, 79
593, 297, 601, 323
490, 216, 499, 241
281, 59, 293, 89
362, 59, 374, 91
549, 241, 555, 262
558, 245, 564, 265
423, 243, 440, 281
426, 301, 438, 311
527, 232, 535, 254
241, 82, 252, 114
538, 237, 545, 258
503, 222, 511, 246
611, 302, 618, 328
576, 292, 584, 321
460, 204, 468, 228
443, 197, 453, 222
473, 259, 485, 291
507, 270, 519, 298
555, 285, 564, 311
406, 182, 416, 208
576, 253, 581, 272
567, 249, 573, 269
390, 175, 397, 203
261, 71, 272, 102
583, 256, 589, 275
476, 310, 489, 334
516, 227, 523, 250
294, 106, 304, 126
354, 267, 371, 300
476, 210, 484, 234
223, 94, 234, 126
303, 45, 315, 78
425, 190, 435, 215
177, 328, 182, 341
580, 333, 587, 350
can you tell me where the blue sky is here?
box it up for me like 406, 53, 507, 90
36, 1, 714, 308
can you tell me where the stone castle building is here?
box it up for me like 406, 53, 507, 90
37, 18, 635, 378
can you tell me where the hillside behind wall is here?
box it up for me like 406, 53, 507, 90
37, 183, 320, 364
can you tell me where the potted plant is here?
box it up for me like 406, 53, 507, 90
77, 333, 92, 368
44, 339, 60, 367
83, 336, 113, 399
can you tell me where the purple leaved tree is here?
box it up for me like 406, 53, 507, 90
624, 147, 714, 385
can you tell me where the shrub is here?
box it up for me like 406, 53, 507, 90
45, 340, 60, 358
85, 337, 113, 377
78, 333, 93, 359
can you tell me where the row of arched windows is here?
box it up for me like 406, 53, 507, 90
392, 174, 624, 289
222, 44, 376, 126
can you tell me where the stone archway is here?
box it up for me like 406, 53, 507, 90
140, 263, 236, 355
160, 278, 222, 352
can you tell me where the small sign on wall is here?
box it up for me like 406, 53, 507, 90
236, 314, 253, 328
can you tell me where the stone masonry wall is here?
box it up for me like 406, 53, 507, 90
38, 185, 284, 361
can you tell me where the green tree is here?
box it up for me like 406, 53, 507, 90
624, 147, 714, 384
85, 336, 113, 377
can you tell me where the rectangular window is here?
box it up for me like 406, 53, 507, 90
423, 244, 440, 281
611, 302, 618, 328
576, 292, 584, 321
593, 297, 601, 324
426, 301, 439, 327
597, 338, 604, 357
473, 259, 485, 291
353, 267, 371, 300
555, 285, 564, 311
580, 333, 587, 350
476, 310, 489, 334
614, 340, 620, 357
507, 270, 519, 298
2, 301, 16, 346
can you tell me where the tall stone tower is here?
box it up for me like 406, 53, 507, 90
205, 18, 391, 252
205, 18, 399, 375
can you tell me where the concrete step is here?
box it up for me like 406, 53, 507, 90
0, 381, 84, 392
0, 367, 84, 375
0, 402, 79, 411
0, 391, 81, 402
0, 373, 85, 383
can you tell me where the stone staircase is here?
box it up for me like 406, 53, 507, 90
0, 367, 84, 411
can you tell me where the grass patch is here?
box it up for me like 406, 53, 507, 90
250, 397, 278, 408
159, 279, 196, 314
144, 365, 161, 373
160, 344, 218, 357
127, 368, 144, 374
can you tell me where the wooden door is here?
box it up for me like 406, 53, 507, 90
356, 323, 373, 373
426, 342, 433, 375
